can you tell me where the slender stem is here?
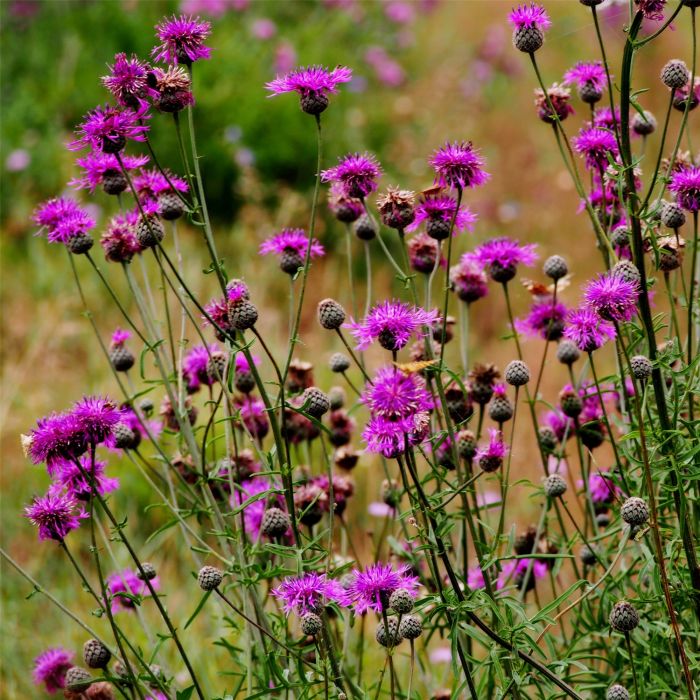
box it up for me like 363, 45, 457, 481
625, 633, 641, 700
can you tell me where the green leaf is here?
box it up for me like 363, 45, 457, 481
529, 580, 587, 624
176, 686, 195, 700
185, 591, 212, 629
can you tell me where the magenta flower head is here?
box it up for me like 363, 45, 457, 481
272, 572, 349, 615
234, 395, 269, 440
497, 558, 547, 590
669, 166, 700, 212
151, 65, 195, 113
321, 152, 382, 199
33, 197, 95, 247
101, 211, 143, 264
71, 395, 121, 445
476, 428, 508, 472
347, 300, 438, 351
327, 182, 364, 223
33, 647, 74, 693
450, 256, 489, 303
153, 14, 212, 64
55, 455, 119, 501
564, 306, 616, 352
362, 366, 433, 420
107, 569, 160, 612
362, 412, 430, 458
634, 0, 667, 21
468, 237, 538, 283
25, 488, 88, 542
564, 61, 607, 104
515, 300, 568, 340
347, 562, 419, 614
586, 470, 621, 506
133, 168, 189, 205
183, 344, 219, 392
24, 412, 87, 474
572, 126, 619, 171
266, 64, 353, 115
259, 228, 324, 274
203, 294, 233, 340
583, 271, 639, 322
69, 104, 149, 154
231, 476, 283, 540
406, 194, 477, 239
430, 141, 490, 191
508, 4, 551, 53
467, 566, 486, 590
102, 53, 158, 109
407, 232, 443, 274
70, 152, 148, 195
534, 84, 574, 124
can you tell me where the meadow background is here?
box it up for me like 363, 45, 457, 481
0, 0, 693, 696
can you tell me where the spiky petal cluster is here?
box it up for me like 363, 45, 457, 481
564, 61, 607, 92
468, 237, 538, 278
635, 0, 667, 21
272, 572, 349, 615
362, 367, 433, 419
101, 211, 143, 263
515, 300, 568, 339
430, 141, 490, 191
572, 126, 619, 170
72, 396, 122, 445
183, 344, 219, 391
450, 256, 489, 303
33, 648, 74, 693
321, 152, 382, 199
107, 569, 160, 612
33, 197, 95, 244
583, 272, 639, 322
508, 3, 552, 31
54, 455, 120, 501
363, 412, 430, 458
24, 489, 88, 541
564, 307, 616, 352
152, 14, 212, 64
534, 84, 574, 123
102, 53, 158, 108
70, 152, 148, 193
259, 228, 324, 257
347, 300, 438, 351
475, 428, 508, 463
347, 562, 419, 614
406, 194, 477, 234
668, 166, 700, 212
25, 413, 88, 473
133, 168, 189, 204
586, 470, 621, 505
69, 104, 149, 153
231, 476, 283, 541
266, 64, 352, 97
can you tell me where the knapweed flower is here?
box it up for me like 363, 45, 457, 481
591, 106, 621, 132
407, 232, 443, 274
321, 152, 382, 199
183, 344, 219, 392
203, 294, 233, 340
70, 152, 148, 195
69, 104, 149, 154
669, 166, 700, 212
583, 271, 639, 322
564, 61, 607, 104
497, 558, 547, 591
430, 141, 490, 191
508, 4, 551, 53
634, 0, 666, 21
101, 211, 143, 263
24, 412, 87, 474
450, 256, 489, 303
586, 470, 621, 507
363, 367, 433, 419
259, 228, 324, 273
347, 300, 438, 351
151, 65, 195, 112
102, 53, 158, 109
407, 194, 477, 239
71, 395, 121, 445
564, 306, 616, 352
33, 648, 74, 693
107, 569, 159, 612
515, 300, 568, 340
266, 64, 353, 115
476, 428, 508, 472
153, 14, 212, 64
55, 455, 119, 501
376, 186, 416, 229
313, 473, 354, 514
272, 572, 349, 615
234, 395, 269, 440
25, 489, 87, 541
347, 562, 419, 614
231, 476, 282, 540
534, 84, 574, 123
33, 197, 95, 246
327, 182, 364, 222
672, 77, 700, 112
362, 413, 430, 458
467, 566, 486, 590
468, 237, 538, 283
572, 126, 619, 170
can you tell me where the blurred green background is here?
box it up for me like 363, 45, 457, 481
1, 0, 694, 696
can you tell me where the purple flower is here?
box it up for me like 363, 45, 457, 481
203, 294, 233, 339
476, 428, 508, 470
183, 344, 219, 392
635, 0, 666, 21
497, 558, 547, 590
153, 14, 212, 64
102, 53, 158, 109
668, 166, 700, 212
347, 562, 419, 614
362, 366, 432, 419
111, 328, 131, 346
348, 300, 438, 351
563, 307, 616, 352
585, 470, 621, 505
407, 232, 443, 274
69, 104, 149, 154
25, 489, 87, 541
101, 211, 143, 263
235, 353, 261, 374
564, 61, 607, 92
591, 106, 621, 132
534, 84, 574, 123
572, 126, 619, 170
583, 271, 639, 322
151, 65, 196, 112
327, 182, 364, 222
33, 648, 74, 693
33, 197, 95, 245
272, 572, 349, 615
321, 152, 382, 199
450, 256, 489, 303
508, 3, 551, 31
406, 194, 477, 235
25, 412, 88, 473
133, 168, 189, 204
71, 395, 121, 445
266, 65, 352, 114
430, 141, 490, 191
515, 300, 568, 340
467, 566, 486, 590
69, 152, 148, 193
231, 476, 282, 540
54, 455, 120, 501
362, 413, 430, 458
544, 408, 573, 442
234, 395, 269, 440
107, 569, 160, 612
467, 237, 538, 283
259, 228, 324, 258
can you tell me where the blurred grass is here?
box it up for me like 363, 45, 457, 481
1, 0, 693, 696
